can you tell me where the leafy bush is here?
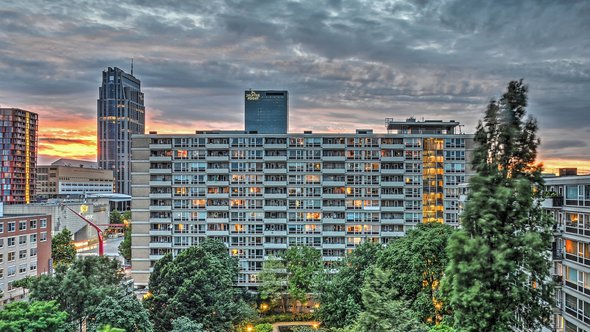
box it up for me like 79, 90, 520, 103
255, 323, 273, 332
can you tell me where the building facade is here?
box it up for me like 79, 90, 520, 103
36, 162, 113, 200
97, 67, 145, 195
0, 108, 38, 205
130, 119, 473, 288
245, 90, 288, 134
0, 211, 51, 304
3, 199, 110, 242
545, 175, 590, 332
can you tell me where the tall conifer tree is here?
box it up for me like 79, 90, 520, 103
443, 80, 554, 331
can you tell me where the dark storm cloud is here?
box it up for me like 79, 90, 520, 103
0, 0, 589, 163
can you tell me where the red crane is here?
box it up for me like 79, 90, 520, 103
64, 206, 104, 256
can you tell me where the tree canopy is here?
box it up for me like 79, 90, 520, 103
443, 80, 554, 331
0, 300, 69, 332
145, 239, 253, 332
284, 246, 323, 313
51, 228, 77, 266
316, 241, 383, 328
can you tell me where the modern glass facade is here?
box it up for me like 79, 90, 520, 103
0, 108, 38, 204
97, 67, 145, 195
245, 90, 288, 134
130, 119, 474, 288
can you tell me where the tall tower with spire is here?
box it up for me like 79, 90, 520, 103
97, 67, 145, 195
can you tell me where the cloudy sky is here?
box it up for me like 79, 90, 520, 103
1, 0, 589, 172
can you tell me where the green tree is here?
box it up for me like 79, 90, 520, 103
429, 324, 455, 332
316, 241, 383, 328
374, 223, 454, 324
52, 228, 77, 266
0, 300, 69, 332
26, 256, 125, 331
171, 317, 208, 332
118, 225, 131, 262
356, 268, 427, 332
122, 211, 132, 222
110, 210, 122, 224
89, 289, 153, 332
258, 256, 288, 313
284, 246, 323, 314
443, 80, 554, 331
145, 239, 253, 332
254, 323, 273, 332
98, 325, 125, 332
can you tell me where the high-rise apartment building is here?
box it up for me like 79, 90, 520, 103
97, 67, 145, 195
245, 90, 288, 134
0, 108, 38, 204
130, 118, 473, 288
544, 174, 590, 332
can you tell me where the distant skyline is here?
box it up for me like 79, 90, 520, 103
0, 0, 589, 172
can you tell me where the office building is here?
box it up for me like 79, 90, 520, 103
245, 90, 288, 134
0, 108, 38, 205
0, 207, 52, 304
97, 67, 145, 195
130, 118, 473, 288
544, 174, 590, 332
3, 198, 110, 242
36, 159, 114, 200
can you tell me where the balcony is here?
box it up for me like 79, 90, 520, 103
381, 194, 405, 200
149, 143, 172, 149
150, 168, 172, 175
552, 249, 563, 261
381, 206, 404, 212
381, 168, 405, 175
264, 193, 287, 199
206, 156, 229, 161
263, 205, 287, 212
381, 231, 405, 237
264, 230, 288, 236
541, 196, 564, 208
322, 243, 346, 249
149, 229, 172, 236
381, 181, 405, 187
265, 155, 287, 161
206, 168, 229, 174
322, 180, 346, 186
381, 156, 405, 162
149, 193, 172, 199
322, 193, 345, 199
150, 205, 171, 211
322, 156, 346, 162
263, 181, 287, 186
264, 168, 287, 174
205, 230, 229, 236
149, 180, 172, 186
322, 231, 345, 237
263, 218, 287, 224
263, 243, 288, 249
149, 155, 172, 162
206, 205, 229, 211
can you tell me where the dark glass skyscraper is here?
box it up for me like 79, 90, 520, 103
244, 90, 288, 134
97, 67, 145, 195
0, 108, 38, 204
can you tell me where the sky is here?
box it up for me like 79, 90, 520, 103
0, 0, 589, 173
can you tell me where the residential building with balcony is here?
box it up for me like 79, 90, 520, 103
130, 119, 474, 288
545, 174, 590, 332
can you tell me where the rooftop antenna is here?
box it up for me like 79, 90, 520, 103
131, 58, 134, 76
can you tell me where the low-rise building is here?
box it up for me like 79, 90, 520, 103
0, 206, 52, 304
36, 159, 113, 200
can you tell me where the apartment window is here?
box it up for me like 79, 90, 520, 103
19, 235, 26, 245
7, 252, 15, 262
30, 262, 37, 271
19, 250, 26, 259
40, 219, 47, 228
18, 221, 26, 231
7, 222, 15, 232
7, 237, 15, 247
29, 219, 37, 229
0, 269, 3, 278
19, 264, 27, 274
40, 232, 47, 242
30, 234, 37, 243
0, 238, 3, 248
0, 253, 3, 263
30, 248, 37, 257
7, 266, 16, 277
0, 223, 3, 233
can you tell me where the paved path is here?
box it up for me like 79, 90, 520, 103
272, 321, 317, 332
